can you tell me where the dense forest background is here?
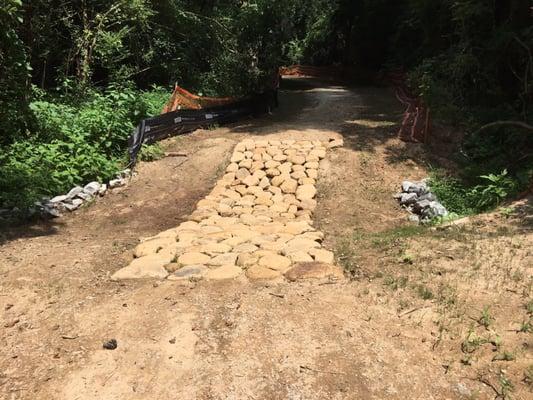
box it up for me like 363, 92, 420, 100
1, 0, 532, 214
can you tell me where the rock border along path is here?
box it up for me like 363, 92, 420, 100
112, 137, 345, 282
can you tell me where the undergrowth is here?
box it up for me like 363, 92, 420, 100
429, 168, 529, 217
0, 85, 168, 210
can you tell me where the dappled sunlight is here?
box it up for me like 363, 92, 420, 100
345, 119, 397, 128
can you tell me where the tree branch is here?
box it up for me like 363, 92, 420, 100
474, 120, 533, 134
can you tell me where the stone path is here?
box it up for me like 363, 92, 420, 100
112, 137, 344, 282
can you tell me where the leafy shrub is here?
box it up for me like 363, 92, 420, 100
430, 169, 523, 216
468, 170, 519, 210
138, 143, 165, 162
428, 173, 475, 216
0, 85, 169, 210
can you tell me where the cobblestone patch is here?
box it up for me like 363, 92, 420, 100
112, 138, 344, 282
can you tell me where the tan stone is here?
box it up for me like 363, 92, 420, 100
273, 154, 287, 162
231, 151, 245, 163
242, 174, 260, 187
111, 253, 172, 280
236, 253, 259, 267
198, 243, 233, 255
306, 169, 318, 179
226, 162, 239, 172
243, 140, 255, 151
234, 185, 248, 196
291, 171, 307, 180
296, 184, 316, 201
299, 177, 316, 185
289, 154, 306, 165
278, 162, 292, 174
176, 221, 200, 231
254, 169, 267, 180
259, 241, 285, 252
224, 189, 241, 201
207, 252, 238, 266
299, 198, 317, 211
223, 236, 249, 247
258, 254, 292, 272
255, 196, 273, 206
270, 202, 289, 213
234, 143, 246, 152
282, 237, 320, 255
301, 231, 323, 241
259, 176, 270, 189
246, 265, 281, 280
266, 168, 281, 177
304, 161, 319, 169
236, 168, 251, 181
271, 174, 287, 187
168, 265, 208, 281
233, 243, 259, 253
134, 237, 176, 258
309, 248, 335, 264
250, 161, 264, 172
178, 252, 211, 265
206, 265, 243, 280
328, 139, 343, 148
280, 178, 298, 194
284, 262, 344, 281
310, 148, 326, 159
283, 221, 313, 235
283, 194, 299, 205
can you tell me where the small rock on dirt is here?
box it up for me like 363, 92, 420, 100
103, 339, 118, 350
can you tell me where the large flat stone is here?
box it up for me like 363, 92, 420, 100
111, 253, 172, 280
284, 262, 344, 282
206, 265, 243, 280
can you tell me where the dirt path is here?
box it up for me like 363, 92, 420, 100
1, 78, 531, 399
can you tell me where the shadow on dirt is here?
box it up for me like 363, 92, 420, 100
0, 219, 62, 245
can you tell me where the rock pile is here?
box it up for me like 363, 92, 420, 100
34, 169, 132, 218
395, 179, 448, 223
112, 138, 344, 282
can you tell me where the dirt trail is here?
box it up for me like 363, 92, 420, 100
1, 78, 531, 399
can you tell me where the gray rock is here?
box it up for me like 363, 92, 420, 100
424, 201, 448, 218
401, 181, 414, 192
83, 181, 100, 195
50, 195, 68, 203
408, 215, 420, 223
170, 265, 208, 280
407, 181, 429, 195
43, 205, 61, 218
413, 199, 431, 213
119, 169, 132, 179
66, 186, 83, 199
393, 192, 403, 200
400, 192, 418, 205
109, 178, 125, 188
63, 199, 84, 211
98, 183, 108, 196
418, 192, 436, 202
75, 192, 93, 201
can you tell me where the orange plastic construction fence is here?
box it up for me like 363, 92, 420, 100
162, 85, 238, 113
279, 65, 344, 78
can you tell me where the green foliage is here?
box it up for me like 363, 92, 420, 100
469, 170, 519, 210
430, 168, 524, 216
0, 85, 167, 209
0, 0, 32, 143
137, 143, 164, 162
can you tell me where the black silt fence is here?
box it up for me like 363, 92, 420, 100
128, 91, 276, 166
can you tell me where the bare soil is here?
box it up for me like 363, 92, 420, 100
1, 77, 531, 399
